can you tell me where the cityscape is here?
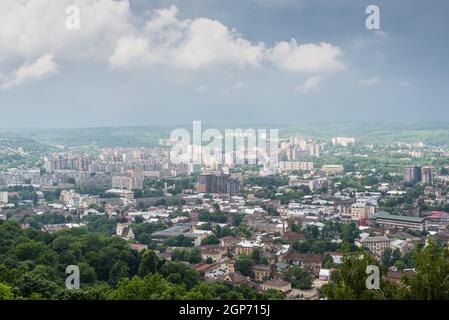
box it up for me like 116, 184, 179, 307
1, 0, 449, 306
2, 123, 449, 300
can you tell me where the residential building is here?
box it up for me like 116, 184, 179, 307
0, 191, 8, 204
252, 264, 271, 282
358, 235, 391, 256
198, 173, 240, 196
321, 165, 344, 174
403, 165, 422, 184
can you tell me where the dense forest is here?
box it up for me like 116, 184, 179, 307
0, 220, 284, 300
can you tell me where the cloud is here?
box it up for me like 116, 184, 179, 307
357, 77, 381, 86
109, 5, 344, 73
233, 82, 246, 89
0, 1, 345, 88
266, 40, 344, 73
1, 54, 58, 89
399, 81, 411, 88
295, 76, 321, 94
110, 5, 266, 69
0, 0, 132, 62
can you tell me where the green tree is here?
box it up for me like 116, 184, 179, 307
0, 283, 14, 300
138, 250, 159, 277
282, 266, 313, 290
109, 261, 130, 285
235, 255, 253, 277
403, 239, 449, 299
108, 274, 186, 300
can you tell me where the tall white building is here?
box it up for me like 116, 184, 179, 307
0, 192, 8, 204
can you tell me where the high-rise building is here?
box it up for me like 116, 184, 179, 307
0, 191, 8, 204
421, 166, 434, 185
403, 165, 422, 183
198, 172, 240, 196
332, 137, 356, 147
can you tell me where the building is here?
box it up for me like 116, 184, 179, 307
151, 225, 210, 247
332, 137, 356, 147
278, 161, 314, 172
421, 166, 434, 184
351, 203, 370, 221
112, 170, 144, 190
0, 191, 8, 204
351, 200, 377, 221
321, 165, 344, 174
235, 240, 261, 255
252, 264, 271, 282
283, 252, 323, 275
44, 157, 90, 172
116, 223, 135, 240
76, 174, 112, 190
105, 189, 135, 200
198, 173, 240, 196
358, 235, 391, 256
372, 211, 426, 231
309, 178, 328, 191
261, 279, 291, 293
112, 176, 133, 190
403, 165, 422, 184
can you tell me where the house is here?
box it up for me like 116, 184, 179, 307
357, 235, 390, 256
327, 252, 344, 265
216, 272, 262, 291
281, 231, 305, 242
235, 240, 262, 255
287, 288, 320, 300
220, 236, 242, 248
262, 251, 277, 264
129, 243, 148, 252
261, 279, 291, 293
283, 252, 323, 275
193, 262, 221, 274
217, 272, 248, 285
383, 270, 416, 286
252, 264, 271, 282
200, 247, 223, 262
319, 268, 331, 281
225, 259, 235, 272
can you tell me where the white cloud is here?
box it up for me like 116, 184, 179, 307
109, 5, 344, 73
295, 76, 321, 94
0, 0, 133, 62
1, 54, 58, 89
399, 81, 411, 88
266, 40, 344, 73
110, 6, 266, 70
0, 1, 345, 88
357, 77, 381, 86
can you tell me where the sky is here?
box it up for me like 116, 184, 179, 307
0, 0, 448, 128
